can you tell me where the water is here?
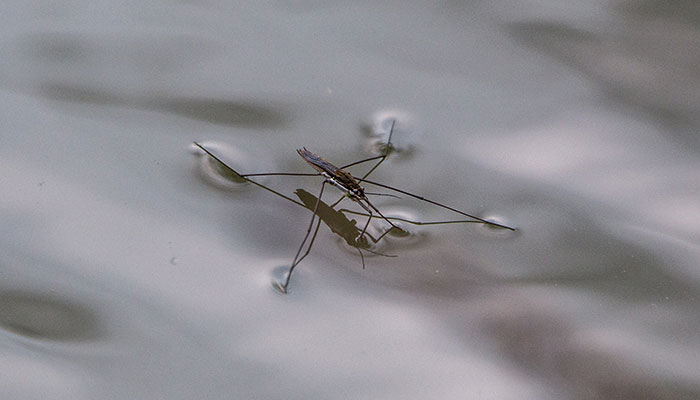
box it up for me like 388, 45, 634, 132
2, 1, 699, 399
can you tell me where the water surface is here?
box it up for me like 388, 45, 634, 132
1, 1, 699, 399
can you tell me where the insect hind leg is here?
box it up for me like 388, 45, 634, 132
278, 181, 327, 293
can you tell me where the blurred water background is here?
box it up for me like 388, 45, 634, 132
1, 1, 699, 399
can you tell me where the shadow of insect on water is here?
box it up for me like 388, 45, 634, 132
294, 188, 396, 256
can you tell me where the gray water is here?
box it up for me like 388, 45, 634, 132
2, 1, 700, 399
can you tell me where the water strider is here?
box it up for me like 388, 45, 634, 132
194, 120, 515, 293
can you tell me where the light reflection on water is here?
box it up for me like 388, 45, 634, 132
1, 1, 699, 399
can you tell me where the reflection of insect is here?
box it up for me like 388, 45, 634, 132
194, 121, 515, 293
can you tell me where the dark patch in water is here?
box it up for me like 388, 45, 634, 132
36, 82, 289, 128
508, 21, 700, 145
0, 291, 101, 341
39, 82, 127, 107
26, 34, 90, 63
22, 31, 216, 72
154, 97, 287, 128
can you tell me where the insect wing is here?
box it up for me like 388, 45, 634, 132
297, 148, 341, 176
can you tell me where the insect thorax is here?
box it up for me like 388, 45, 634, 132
326, 170, 365, 199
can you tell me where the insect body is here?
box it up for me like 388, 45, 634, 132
194, 120, 515, 294
297, 148, 366, 200
295, 148, 397, 234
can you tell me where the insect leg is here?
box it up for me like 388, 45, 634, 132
280, 181, 327, 293
362, 198, 399, 230
339, 119, 397, 173
278, 217, 323, 293
339, 155, 384, 170
241, 172, 319, 178
356, 247, 366, 270
195, 142, 317, 207
357, 178, 516, 231
357, 201, 374, 240
329, 195, 346, 208
360, 119, 396, 180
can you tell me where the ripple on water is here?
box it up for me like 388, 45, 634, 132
269, 265, 291, 294
361, 110, 421, 158
477, 214, 520, 238
192, 141, 270, 190
371, 207, 429, 246
0, 291, 101, 342
333, 206, 429, 258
